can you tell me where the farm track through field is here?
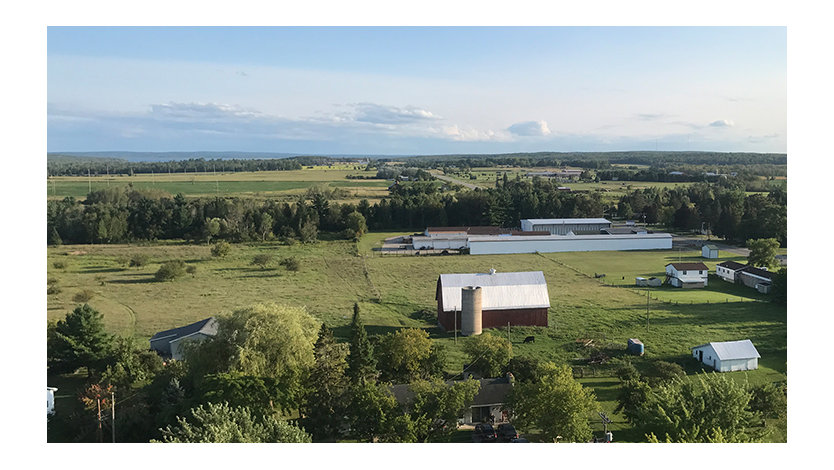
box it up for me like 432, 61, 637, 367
320, 254, 369, 301
104, 295, 138, 336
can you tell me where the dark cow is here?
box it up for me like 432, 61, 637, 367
523, 336, 535, 343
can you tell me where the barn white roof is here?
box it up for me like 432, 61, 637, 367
692, 339, 760, 360
523, 218, 611, 225
437, 271, 550, 312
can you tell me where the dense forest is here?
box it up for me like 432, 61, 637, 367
47, 174, 787, 247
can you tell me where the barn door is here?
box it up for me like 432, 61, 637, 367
698, 350, 703, 362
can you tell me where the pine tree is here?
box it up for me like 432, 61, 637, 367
48, 304, 114, 377
347, 303, 376, 384
301, 324, 349, 441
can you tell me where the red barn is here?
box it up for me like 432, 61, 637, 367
436, 270, 550, 331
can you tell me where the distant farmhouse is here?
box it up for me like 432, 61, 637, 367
665, 262, 709, 288
691, 339, 760, 372
436, 270, 550, 333
715, 261, 775, 293
390, 376, 513, 425
716, 260, 748, 283
150, 317, 218, 360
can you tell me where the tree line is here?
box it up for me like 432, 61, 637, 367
47, 174, 786, 247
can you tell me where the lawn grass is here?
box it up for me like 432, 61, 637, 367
47, 233, 786, 441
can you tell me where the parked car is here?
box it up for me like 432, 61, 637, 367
510, 437, 530, 443
497, 423, 519, 442
472, 423, 497, 442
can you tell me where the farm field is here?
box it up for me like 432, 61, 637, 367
47, 234, 786, 441
46, 166, 390, 202
450, 167, 701, 202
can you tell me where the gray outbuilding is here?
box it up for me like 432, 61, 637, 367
691, 339, 760, 372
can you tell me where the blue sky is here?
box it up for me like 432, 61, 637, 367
47, 26, 786, 154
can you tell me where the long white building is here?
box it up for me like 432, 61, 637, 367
520, 218, 612, 235
467, 232, 672, 255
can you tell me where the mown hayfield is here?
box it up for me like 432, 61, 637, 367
46, 235, 786, 440
46, 166, 390, 201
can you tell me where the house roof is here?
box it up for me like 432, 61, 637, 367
150, 317, 218, 343
704, 244, 719, 250
740, 266, 774, 280
691, 340, 760, 360
666, 262, 709, 271
389, 377, 512, 407
437, 271, 550, 312
522, 218, 611, 226
717, 260, 747, 271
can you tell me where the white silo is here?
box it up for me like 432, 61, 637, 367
461, 286, 483, 336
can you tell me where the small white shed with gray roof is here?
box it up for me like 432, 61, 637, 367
691, 339, 760, 372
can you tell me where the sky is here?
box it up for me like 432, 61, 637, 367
47, 26, 786, 155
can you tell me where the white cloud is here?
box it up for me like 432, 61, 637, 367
350, 103, 441, 125
507, 120, 551, 136
709, 119, 735, 128
150, 102, 263, 120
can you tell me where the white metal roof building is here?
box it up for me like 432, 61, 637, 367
521, 218, 612, 235
691, 339, 760, 372
437, 271, 550, 312
468, 232, 672, 255
435, 270, 550, 330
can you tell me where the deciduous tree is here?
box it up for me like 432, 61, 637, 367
156, 402, 312, 443
508, 362, 599, 442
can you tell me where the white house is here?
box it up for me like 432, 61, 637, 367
715, 260, 747, 283
150, 317, 218, 360
702, 244, 719, 259
691, 340, 760, 372
665, 262, 709, 288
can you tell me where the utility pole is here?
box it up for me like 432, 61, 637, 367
97, 397, 103, 443
88, 167, 92, 194
454, 308, 457, 344
646, 288, 650, 329
111, 390, 116, 443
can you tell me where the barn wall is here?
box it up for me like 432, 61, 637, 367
437, 308, 548, 331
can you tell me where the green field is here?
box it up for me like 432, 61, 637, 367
47, 166, 391, 201
47, 235, 786, 441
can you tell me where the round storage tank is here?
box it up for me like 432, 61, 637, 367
461, 286, 483, 336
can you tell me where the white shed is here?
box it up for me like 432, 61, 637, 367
47, 387, 58, 416
691, 340, 760, 372
702, 244, 719, 259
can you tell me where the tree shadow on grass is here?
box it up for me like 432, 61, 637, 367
240, 271, 280, 279
82, 267, 126, 274
109, 277, 156, 284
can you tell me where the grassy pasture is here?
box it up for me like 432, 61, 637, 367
47, 235, 786, 441
46, 167, 390, 202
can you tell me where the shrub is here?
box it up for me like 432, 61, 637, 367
186, 265, 198, 277
73, 289, 96, 303
211, 241, 232, 258
129, 253, 150, 268
252, 254, 274, 270
53, 261, 67, 270
47, 285, 62, 295
280, 257, 300, 271
114, 255, 130, 267
155, 260, 187, 281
